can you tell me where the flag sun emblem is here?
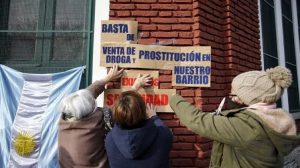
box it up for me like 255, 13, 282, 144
13, 132, 36, 157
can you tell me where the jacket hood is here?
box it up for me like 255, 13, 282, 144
248, 108, 300, 156
111, 119, 158, 159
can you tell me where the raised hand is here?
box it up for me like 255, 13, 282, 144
102, 65, 124, 84
146, 103, 157, 118
131, 73, 152, 91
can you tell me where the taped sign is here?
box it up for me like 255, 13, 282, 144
101, 20, 138, 44
121, 70, 159, 89
104, 89, 176, 113
100, 43, 211, 70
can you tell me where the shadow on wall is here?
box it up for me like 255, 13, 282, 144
284, 146, 300, 168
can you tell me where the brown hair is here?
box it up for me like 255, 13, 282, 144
113, 90, 147, 128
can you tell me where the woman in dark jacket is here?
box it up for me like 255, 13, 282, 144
58, 65, 123, 168
105, 75, 173, 168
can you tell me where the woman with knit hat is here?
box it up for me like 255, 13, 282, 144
170, 66, 300, 168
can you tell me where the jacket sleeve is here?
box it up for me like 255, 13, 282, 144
170, 94, 258, 147
151, 115, 173, 142
86, 80, 106, 98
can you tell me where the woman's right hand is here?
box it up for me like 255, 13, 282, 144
131, 74, 152, 91
146, 103, 157, 118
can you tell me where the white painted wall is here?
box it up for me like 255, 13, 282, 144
92, 0, 109, 107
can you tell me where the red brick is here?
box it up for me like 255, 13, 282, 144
158, 0, 172, 2
179, 32, 193, 38
159, 11, 172, 17
201, 104, 218, 111
151, 18, 178, 23
195, 90, 217, 97
158, 113, 174, 120
151, 32, 178, 38
172, 159, 193, 166
132, 11, 158, 17
132, 0, 157, 3
159, 70, 172, 74
158, 39, 174, 45
173, 143, 193, 150
174, 135, 196, 142
159, 75, 172, 82
116, 11, 130, 17
181, 89, 195, 97
173, 0, 192, 3
170, 150, 197, 158
110, 4, 135, 9
139, 24, 157, 31
106, 82, 114, 89
174, 39, 193, 45
179, 4, 193, 10
109, 11, 115, 17
117, 0, 131, 2
136, 18, 150, 23
172, 128, 195, 135
173, 11, 192, 17
173, 86, 187, 90
172, 24, 191, 30
113, 82, 121, 88
135, 4, 151, 9
178, 18, 194, 23
151, 4, 178, 10
138, 38, 156, 45
164, 120, 180, 127
194, 97, 209, 106
160, 82, 173, 89
139, 32, 150, 38
157, 25, 172, 31
195, 159, 210, 167
209, 97, 223, 104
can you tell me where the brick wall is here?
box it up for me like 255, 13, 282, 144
108, 0, 299, 167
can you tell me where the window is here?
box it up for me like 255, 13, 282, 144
260, 0, 300, 117
0, 0, 94, 87
260, 0, 282, 107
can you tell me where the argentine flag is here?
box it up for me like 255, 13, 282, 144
0, 65, 85, 168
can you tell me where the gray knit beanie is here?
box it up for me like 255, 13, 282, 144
231, 66, 292, 105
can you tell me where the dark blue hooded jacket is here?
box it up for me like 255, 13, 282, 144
105, 116, 173, 168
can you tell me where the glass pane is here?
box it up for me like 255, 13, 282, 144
298, 0, 300, 27
264, 0, 274, 7
54, 0, 87, 30
7, 0, 40, 30
282, 18, 296, 63
0, 32, 37, 61
263, 55, 282, 107
286, 64, 300, 112
261, 0, 278, 58
282, 0, 292, 20
51, 32, 86, 61
0, 0, 40, 61
264, 54, 278, 68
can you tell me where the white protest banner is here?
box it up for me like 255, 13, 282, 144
101, 20, 138, 43
104, 89, 176, 113
121, 70, 159, 89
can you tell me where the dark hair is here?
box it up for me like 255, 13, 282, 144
113, 91, 147, 128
